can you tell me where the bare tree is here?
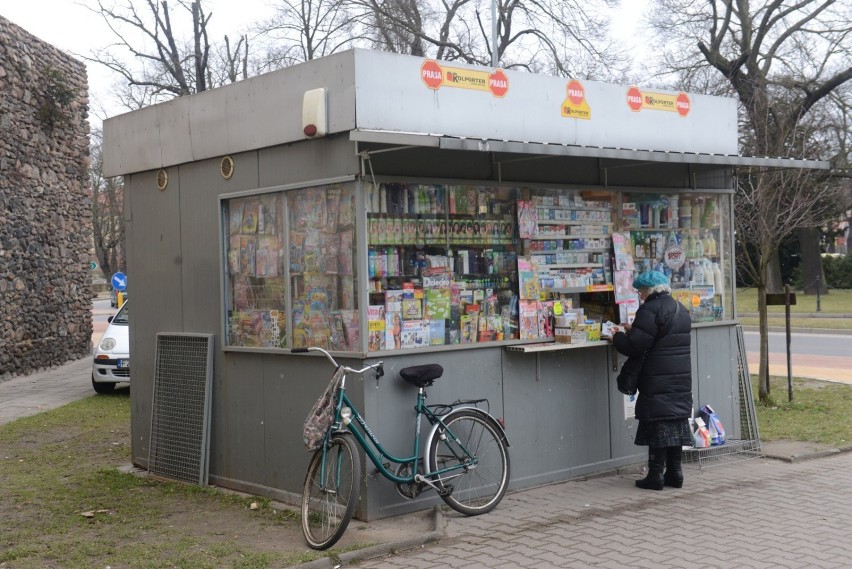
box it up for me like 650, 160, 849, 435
256, 0, 368, 67
208, 34, 250, 85
649, 0, 851, 401
85, 0, 249, 108
351, 0, 624, 76
89, 129, 126, 279
253, 0, 624, 78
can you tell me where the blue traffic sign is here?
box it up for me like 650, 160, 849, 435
111, 272, 128, 291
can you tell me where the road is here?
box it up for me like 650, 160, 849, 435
91, 297, 115, 347
743, 330, 852, 384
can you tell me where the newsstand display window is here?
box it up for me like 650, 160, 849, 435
223, 192, 288, 348
289, 184, 358, 350
222, 182, 358, 350
616, 191, 733, 322
366, 182, 521, 351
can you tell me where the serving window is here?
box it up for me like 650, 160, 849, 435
220, 180, 734, 354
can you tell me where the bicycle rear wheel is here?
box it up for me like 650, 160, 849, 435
301, 433, 361, 550
428, 410, 509, 516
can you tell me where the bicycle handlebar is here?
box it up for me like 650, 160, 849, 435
292, 346, 384, 379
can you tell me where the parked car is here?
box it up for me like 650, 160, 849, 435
109, 288, 129, 308
92, 301, 129, 394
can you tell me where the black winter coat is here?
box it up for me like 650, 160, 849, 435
612, 291, 693, 422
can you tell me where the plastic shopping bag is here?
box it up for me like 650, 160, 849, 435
693, 417, 711, 448
303, 367, 345, 451
699, 404, 726, 446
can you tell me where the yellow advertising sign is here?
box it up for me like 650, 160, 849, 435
642, 92, 679, 112
444, 66, 491, 92
561, 79, 591, 120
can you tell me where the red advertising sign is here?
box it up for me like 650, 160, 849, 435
489, 70, 509, 97
626, 86, 643, 112
676, 92, 691, 117
421, 60, 443, 90
567, 80, 585, 105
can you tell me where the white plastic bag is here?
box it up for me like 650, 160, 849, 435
693, 417, 711, 448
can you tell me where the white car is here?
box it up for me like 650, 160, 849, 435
92, 301, 129, 393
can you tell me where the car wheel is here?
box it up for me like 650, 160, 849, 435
92, 374, 116, 394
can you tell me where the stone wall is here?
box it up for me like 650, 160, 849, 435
0, 16, 92, 379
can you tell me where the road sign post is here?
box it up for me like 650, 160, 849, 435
111, 272, 128, 308
766, 288, 797, 402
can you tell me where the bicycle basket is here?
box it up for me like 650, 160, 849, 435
303, 366, 345, 451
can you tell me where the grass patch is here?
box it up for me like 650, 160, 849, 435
0, 392, 349, 569
736, 288, 852, 314
752, 375, 852, 448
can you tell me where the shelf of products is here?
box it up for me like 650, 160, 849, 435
616, 192, 728, 323
366, 183, 520, 351
515, 189, 617, 342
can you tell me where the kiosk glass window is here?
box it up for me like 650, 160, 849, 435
366, 183, 520, 351
223, 192, 288, 348
289, 184, 358, 350
618, 191, 733, 322
222, 182, 358, 350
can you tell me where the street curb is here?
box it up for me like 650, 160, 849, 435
761, 445, 852, 464
740, 325, 852, 335
291, 506, 444, 568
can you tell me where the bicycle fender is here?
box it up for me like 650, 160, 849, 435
422, 406, 509, 475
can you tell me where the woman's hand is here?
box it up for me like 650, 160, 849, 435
621, 323, 632, 333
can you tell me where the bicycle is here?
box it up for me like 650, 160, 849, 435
294, 346, 510, 550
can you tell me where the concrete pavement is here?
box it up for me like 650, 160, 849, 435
0, 357, 97, 426
351, 448, 852, 569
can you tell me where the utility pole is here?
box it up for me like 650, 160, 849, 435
491, 0, 498, 67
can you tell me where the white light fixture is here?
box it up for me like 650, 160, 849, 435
302, 88, 327, 138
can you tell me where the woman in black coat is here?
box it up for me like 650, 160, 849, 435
609, 270, 693, 490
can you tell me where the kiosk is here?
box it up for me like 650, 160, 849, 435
103, 49, 825, 521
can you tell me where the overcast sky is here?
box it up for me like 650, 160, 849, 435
2, 0, 648, 126
1, 0, 274, 124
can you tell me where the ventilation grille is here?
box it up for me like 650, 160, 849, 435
149, 333, 214, 485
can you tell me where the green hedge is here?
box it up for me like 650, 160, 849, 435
823, 255, 852, 288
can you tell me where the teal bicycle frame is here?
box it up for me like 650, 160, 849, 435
319, 371, 478, 489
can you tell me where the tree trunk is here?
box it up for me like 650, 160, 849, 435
757, 281, 770, 402
765, 252, 784, 293
799, 227, 827, 295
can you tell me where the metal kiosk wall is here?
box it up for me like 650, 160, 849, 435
103, 49, 829, 522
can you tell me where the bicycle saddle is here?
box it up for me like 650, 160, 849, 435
399, 364, 444, 387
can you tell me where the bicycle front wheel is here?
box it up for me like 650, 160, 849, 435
301, 433, 361, 550
428, 410, 509, 516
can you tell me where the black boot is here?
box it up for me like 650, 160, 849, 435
664, 446, 684, 488
635, 447, 665, 490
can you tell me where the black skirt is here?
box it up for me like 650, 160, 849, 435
635, 418, 693, 447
